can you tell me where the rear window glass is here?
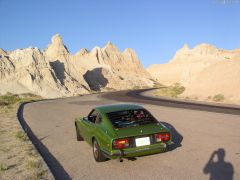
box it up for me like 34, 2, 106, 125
107, 109, 158, 128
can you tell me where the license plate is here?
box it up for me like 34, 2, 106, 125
135, 137, 150, 147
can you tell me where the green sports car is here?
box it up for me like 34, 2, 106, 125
75, 104, 173, 162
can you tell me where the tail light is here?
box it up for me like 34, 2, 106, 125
113, 138, 129, 149
155, 132, 170, 142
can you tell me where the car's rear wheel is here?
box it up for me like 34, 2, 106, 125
75, 124, 83, 141
93, 139, 106, 162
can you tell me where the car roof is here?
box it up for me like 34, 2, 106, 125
95, 103, 143, 114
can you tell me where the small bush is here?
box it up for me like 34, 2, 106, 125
154, 83, 185, 98
171, 83, 185, 97
36, 170, 47, 178
0, 93, 41, 112
27, 157, 42, 169
15, 131, 28, 141
213, 94, 225, 102
0, 164, 8, 171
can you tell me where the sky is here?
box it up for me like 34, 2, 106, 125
0, 0, 240, 67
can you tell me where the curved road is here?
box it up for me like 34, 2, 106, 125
19, 90, 240, 180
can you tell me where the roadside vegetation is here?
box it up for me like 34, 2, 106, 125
0, 93, 53, 179
212, 94, 225, 102
0, 93, 41, 113
154, 83, 185, 98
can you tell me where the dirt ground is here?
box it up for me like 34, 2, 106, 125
0, 104, 53, 179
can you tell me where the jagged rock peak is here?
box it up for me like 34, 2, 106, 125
103, 41, 119, 52
48, 33, 68, 51
75, 48, 89, 56
45, 34, 69, 59
51, 33, 63, 44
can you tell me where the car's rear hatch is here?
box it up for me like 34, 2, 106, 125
113, 123, 170, 149
114, 122, 168, 138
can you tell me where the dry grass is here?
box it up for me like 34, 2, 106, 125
154, 83, 185, 98
0, 93, 53, 179
0, 93, 41, 113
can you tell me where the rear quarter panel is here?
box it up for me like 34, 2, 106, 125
95, 112, 117, 152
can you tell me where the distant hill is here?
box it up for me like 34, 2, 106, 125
147, 44, 240, 104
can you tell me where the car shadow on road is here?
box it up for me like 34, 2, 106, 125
18, 103, 71, 180
203, 148, 234, 180
161, 122, 183, 151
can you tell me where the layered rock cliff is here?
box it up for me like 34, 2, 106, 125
0, 34, 154, 98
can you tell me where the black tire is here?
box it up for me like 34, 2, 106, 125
92, 139, 106, 162
75, 124, 83, 141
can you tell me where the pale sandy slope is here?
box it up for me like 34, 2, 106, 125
147, 44, 240, 104
182, 59, 240, 104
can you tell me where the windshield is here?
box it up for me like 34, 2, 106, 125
107, 109, 158, 128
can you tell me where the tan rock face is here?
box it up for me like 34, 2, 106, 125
182, 59, 240, 103
0, 34, 153, 98
147, 43, 240, 104
0, 47, 71, 98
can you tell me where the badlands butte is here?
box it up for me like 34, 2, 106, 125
0, 34, 240, 104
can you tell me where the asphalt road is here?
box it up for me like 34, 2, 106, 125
19, 90, 240, 180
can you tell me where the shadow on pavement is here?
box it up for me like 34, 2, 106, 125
203, 148, 234, 180
161, 122, 183, 151
17, 103, 71, 180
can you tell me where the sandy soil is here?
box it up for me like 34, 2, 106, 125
0, 109, 53, 179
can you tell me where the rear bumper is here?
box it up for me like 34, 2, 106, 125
102, 141, 174, 159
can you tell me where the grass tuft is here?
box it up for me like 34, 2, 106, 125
154, 83, 185, 98
0, 164, 8, 171
26, 156, 42, 169
213, 94, 225, 102
15, 130, 28, 141
0, 93, 41, 113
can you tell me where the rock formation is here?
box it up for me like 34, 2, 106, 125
0, 34, 154, 98
147, 44, 240, 104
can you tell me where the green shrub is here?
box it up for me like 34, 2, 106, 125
154, 83, 185, 98
213, 94, 225, 102
0, 164, 8, 171
15, 131, 28, 141
0, 93, 41, 111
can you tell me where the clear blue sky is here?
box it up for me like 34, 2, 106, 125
0, 0, 240, 67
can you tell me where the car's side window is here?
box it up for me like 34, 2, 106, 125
95, 113, 102, 124
88, 109, 98, 123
